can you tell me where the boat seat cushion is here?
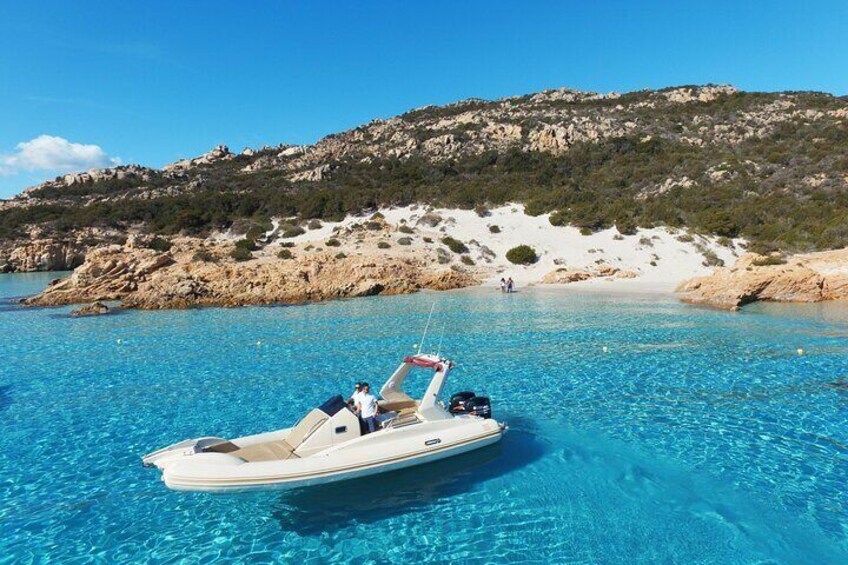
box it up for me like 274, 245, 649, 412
230, 439, 297, 462
202, 440, 241, 454
379, 399, 418, 414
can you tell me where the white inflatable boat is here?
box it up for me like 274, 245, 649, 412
142, 353, 506, 492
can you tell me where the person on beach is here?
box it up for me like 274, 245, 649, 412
500, 278, 507, 293
507, 277, 514, 293
356, 382, 379, 434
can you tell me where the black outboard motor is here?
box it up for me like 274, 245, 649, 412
449, 391, 476, 414
465, 396, 492, 419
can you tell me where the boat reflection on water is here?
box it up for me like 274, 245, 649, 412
272, 419, 544, 535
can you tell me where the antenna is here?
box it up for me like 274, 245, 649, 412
417, 303, 436, 355
436, 323, 446, 357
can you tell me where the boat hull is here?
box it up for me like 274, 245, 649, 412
162, 422, 505, 493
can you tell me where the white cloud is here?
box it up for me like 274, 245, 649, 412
0, 135, 120, 176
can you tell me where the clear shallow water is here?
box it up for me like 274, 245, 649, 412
1, 273, 847, 564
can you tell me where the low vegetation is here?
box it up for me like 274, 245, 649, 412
234, 238, 257, 252
280, 225, 305, 239
230, 247, 253, 261
4, 90, 848, 254
192, 248, 217, 262
506, 245, 538, 265
752, 255, 788, 266
700, 249, 724, 267
147, 237, 172, 252
441, 236, 469, 254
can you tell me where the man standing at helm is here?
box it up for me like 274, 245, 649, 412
357, 382, 379, 434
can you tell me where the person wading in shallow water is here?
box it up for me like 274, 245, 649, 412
500, 278, 507, 293
507, 277, 514, 293
356, 383, 379, 434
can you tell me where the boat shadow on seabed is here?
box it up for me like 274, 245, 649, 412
270, 416, 545, 535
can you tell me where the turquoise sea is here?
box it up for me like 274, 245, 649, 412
1, 272, 847, 563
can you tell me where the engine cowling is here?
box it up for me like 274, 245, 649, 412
449, 391, 476, 413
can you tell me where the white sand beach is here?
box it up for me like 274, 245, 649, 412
261, 204, 742, 294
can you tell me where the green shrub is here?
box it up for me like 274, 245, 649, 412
488, 225, 501, 234
234, 238, 257, 251
615, 217, 638, 236
460, 255, 475, 265
192, 249, 217, 262
752, 255, 787, 266
230, 247, 253, 261
441, 236, 469, 254
701, 250, 724, 267
397, 237, 413, 245
398, 225, 415, 234
579, 227, 592, 236
335, 252, 347, 259
746, 241, 778, 255
697, 210, 740, 238
279, 241, 295, 248
277, 248, 293, 260
365, 221, 383, 231
377, 241, 391, 249
423, 237, 433, 243
326, 238, 341, 247
147, 237, 172, 252
370, 212, 385, 220
245, 225, 266, 241
506, 245, 538, 264
281, 225, 305, 239
676, 233, 695, 243
307, 219, 322, 230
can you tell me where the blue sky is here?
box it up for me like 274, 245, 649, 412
1, 1, 846, 197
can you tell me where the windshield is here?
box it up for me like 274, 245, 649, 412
318, 395, 346, 416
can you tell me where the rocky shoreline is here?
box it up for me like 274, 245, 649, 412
23, 224, 480, 310
10, 209, 848, 312
1, 238, 88, 273
676, 249, 848, 310
24, 247, 478, 310
18, 243, 848, 312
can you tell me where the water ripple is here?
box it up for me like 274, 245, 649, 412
1, 274, 847, 562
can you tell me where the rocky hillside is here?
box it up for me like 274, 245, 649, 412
2, 84, 848, 272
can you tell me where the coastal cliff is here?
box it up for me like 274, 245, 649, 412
0, 239, 87, 273
25, 220, 480, 309
26, 244, 476, 309
677, 249, 848, 310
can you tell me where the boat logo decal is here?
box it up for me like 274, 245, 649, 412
425, 438, 442, 446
